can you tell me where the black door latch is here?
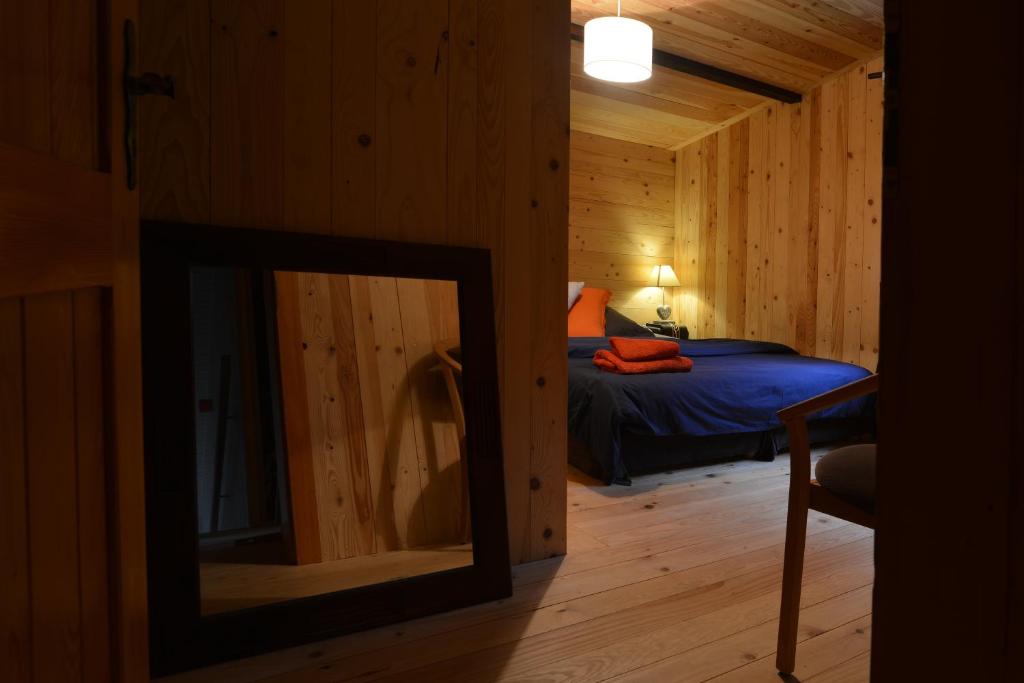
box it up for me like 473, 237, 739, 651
123, 19, 175, 190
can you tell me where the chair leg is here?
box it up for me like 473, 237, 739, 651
776, 491, 809, 674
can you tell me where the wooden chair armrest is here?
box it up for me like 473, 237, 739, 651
777, 374, 879, 423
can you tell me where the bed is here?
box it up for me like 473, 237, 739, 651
567, 336, 874, 484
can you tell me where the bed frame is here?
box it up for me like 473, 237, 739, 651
568, 416, 874, 484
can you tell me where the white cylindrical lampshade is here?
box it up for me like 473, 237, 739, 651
583, 16, 653, 83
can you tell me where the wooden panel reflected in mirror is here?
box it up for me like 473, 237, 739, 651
195, 269, 470, 615
142, 224, 509, 676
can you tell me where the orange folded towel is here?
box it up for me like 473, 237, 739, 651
593, 349, 694, 374
609, 336, 680, 361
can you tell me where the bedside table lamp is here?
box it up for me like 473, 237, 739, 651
650, 264, 680, 320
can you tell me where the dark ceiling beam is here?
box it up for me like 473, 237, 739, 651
569, 23, 802, 104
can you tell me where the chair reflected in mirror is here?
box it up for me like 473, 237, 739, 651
434, 338, 471, 542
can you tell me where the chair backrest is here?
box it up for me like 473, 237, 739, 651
778, 373, 880, 529
433, 338, 465, 441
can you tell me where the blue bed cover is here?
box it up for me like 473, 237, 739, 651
568, 337, 872, 484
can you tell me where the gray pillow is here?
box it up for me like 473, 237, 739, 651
568, 281, 585, 310
604, 307, 655, 337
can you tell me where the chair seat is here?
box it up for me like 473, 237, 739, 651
814, 443, 876, 512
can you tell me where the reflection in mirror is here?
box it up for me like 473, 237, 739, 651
190, 270, 469, 616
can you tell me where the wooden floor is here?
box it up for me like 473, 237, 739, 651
165, 453, 873, 682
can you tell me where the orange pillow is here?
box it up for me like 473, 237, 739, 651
568, 288, 612, 337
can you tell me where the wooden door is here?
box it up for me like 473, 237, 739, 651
0, 0, 147, 681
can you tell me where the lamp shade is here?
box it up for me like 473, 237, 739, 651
583, 16, 653, 83
650, 264, 680, 287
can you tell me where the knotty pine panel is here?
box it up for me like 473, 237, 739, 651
566, 0, 884, 149
209, 0, 286, 228
570, 0, 883, 94
526, 0, 570, 560
569, 131, 677, 324
139, 0, 568, 562
275, 275, 463, 560
139, 0, 211, 222
675, 57, 882, 366
498, 0, 537, 563
277, 271, 378, 561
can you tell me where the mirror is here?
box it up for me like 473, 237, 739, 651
142, 224, 509, 675
190, 268, 471, 615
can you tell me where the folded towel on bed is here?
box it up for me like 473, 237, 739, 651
593, 349, 694, 374
609, 336, 680, 361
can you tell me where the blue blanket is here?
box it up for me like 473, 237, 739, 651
568, 337, 872, 484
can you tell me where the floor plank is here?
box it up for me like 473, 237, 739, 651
703, 613, 871, 682
806, 651, 871, 682
162, 455, 872, 682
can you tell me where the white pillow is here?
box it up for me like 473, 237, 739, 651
568, 281, 585, 310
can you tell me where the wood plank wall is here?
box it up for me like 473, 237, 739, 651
675, 57, 883, 367
139, 0, 569, 563
569, 132, 676, 324
276, 274, 463, 562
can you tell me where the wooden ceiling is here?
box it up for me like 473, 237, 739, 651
569, 0, 884, 149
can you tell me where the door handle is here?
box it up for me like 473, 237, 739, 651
123, 19, 175, 190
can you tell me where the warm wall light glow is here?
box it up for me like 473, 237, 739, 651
583, 15, 653, 83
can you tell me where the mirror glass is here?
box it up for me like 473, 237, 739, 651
189, 269, 470, 616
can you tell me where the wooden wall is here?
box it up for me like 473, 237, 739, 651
140, 0, 569, 564
569, 131, 676, 324
276, 274, 464, 562
675, 57, 883, 367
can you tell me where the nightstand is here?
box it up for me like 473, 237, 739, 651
645, 321, 689, 339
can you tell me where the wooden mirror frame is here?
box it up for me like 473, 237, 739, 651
140, 222, 511, 677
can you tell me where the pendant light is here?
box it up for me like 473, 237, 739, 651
583, 1, 653, 83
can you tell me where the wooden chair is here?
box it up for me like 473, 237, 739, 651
434, 338, 471, 542
776, 374, 879, 674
